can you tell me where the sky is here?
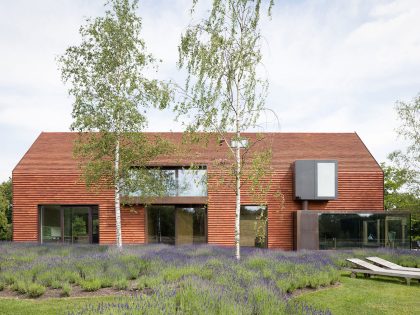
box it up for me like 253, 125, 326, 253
1, 0, 420, 182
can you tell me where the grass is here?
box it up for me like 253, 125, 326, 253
296, 273, 420, 315
0, 273, 419, 314
0, 296, 120, 315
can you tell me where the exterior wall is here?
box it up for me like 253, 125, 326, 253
12, 173, 114, 243
12, 174, 149, 244
12, 132, 384, 249
207, 169, 383, 250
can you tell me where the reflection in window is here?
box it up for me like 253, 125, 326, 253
319, 213, 410, 249
41, 205, 62, 242
240, 205, 267, 248
40, 205, 99, 244
64, 207, 90, 244
128, 167, 207, 197
147, 205, 207, 245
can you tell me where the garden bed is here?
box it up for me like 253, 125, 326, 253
0, 243, 419, 314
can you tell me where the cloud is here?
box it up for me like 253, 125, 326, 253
0, 0, 419, 181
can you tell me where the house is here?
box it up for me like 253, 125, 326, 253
12, 132, 410, 250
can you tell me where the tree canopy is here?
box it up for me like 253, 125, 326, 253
0, 178, 12, 240
177, 0, 276, 260
58, 0, 172, 247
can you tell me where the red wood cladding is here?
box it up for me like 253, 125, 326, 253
13, 132, 384, 249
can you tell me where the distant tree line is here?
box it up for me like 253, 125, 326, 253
382, 94, 420, 241
0, 178, 12, 240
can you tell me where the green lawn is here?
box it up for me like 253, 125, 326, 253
296, 273, 420, 315
1, 274, 419, 315
0, 296, 119, 315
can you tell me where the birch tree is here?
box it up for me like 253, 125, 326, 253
58, 0, 171, 248
177, 0, 275, 260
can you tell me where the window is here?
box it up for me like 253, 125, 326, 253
147, 205, 207, 245
39, 205, 99, 244
319, 213, 410, 249
317, 162, 336, 198
240, 205, 267, 248
128, 167, 207, 197
230, 138, 249, 148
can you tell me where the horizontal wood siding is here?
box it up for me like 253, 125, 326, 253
207, 169, 383, 250
13, 132, 384, 249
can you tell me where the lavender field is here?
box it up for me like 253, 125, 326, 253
0, 243, 419, 314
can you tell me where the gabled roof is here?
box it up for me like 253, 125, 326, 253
13, 132, 381, 174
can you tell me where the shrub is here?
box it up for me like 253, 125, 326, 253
80, 278, 101, 292
11, 280, 27, 294
51, 280, 62, 289
136, 275, 163, 290
2, 272, 16, 285
61, 283, 72, 297
114, 278, 129, 290
27, 283, 46, 298
246, 256, 269, 270
0, 281, 4, 291
100, 277, 114, 288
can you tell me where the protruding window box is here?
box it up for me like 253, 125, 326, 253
294, 160, 338, 200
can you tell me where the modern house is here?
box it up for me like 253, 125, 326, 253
12, 132, 410, 250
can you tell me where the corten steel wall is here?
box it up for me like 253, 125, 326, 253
13, 132, 383, 249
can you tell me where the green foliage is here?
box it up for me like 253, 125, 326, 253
100, 277, 114, 288
0, 178, 12, 240
61, 283, 72, 297
1, 244, 420, 314
80, 278, 102, 292
113, 278, 129, 290
177, 0, 278, 260
11, 280, 28, 294
27, 283, 46, 298
395, 94, 419, 159
136, 275, 164, 290
57, 0, 173, 247
388, 94, 420, 206
382, 158, 420, 211
50, 280, 62, 289
383, 94, 420, 240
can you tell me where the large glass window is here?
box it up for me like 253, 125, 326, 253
147, 205, 207, 245
240, 205, 267, 248
128, 167, 207, 197
40, 205, 99, 244
319, 213, 410, 249
41, 205, 62, 243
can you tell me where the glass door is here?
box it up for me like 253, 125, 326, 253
40, 205, 99, 244
147, 206, 175, 245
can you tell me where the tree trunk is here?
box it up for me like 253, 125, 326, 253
235, 105, 241, 260
115, 137, 123, 248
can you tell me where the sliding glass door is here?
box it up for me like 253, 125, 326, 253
39, 205, 99, 244
147, 205, 207, 245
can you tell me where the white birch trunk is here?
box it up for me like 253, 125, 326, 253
235, 140, 241, 260
115, 137, 123, 248
235, 104, 241, 260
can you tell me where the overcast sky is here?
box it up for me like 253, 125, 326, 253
1, 0, 419, 182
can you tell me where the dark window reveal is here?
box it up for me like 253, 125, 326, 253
240, 205, 267, 248
147, 205, 207, 245
39, 205, 99, 244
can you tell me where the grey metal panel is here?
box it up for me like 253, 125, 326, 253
294, 160, 315, 200
294, 159, 338, 201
